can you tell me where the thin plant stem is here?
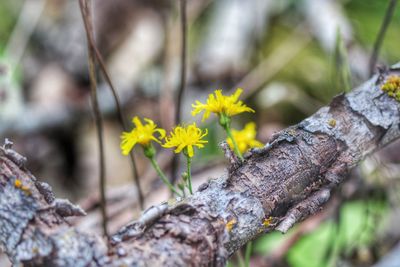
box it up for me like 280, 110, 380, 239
171, 0, 188, 187
332, 29, 351, 94
237, 250, 246, 267
180, 184, 186, 198
224, 124, 244, 161
149, 156, 182, 197
94, 42, 144, 210
127, 153, 144, 209
244, 241, 253, 267
93, 48, 144, 209
78, 0, 108, 237
369, 0, 398, 76
78, 0, 144, 209
186, 155, 193, 194
170, 152, 180, 192
175, 0, 187, 125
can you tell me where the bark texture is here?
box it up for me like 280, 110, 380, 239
1, 66, 400, 266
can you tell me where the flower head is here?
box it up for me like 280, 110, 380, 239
227, 122, 263, 153
163, 123, 208, 158
120, 116, 165, 155
191, 88, 254, 121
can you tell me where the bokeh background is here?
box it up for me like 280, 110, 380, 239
1, 0, 400, 266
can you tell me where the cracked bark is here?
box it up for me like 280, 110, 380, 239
1, 65, 400, 266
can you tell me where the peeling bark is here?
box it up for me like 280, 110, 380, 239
1, 66, 400, 266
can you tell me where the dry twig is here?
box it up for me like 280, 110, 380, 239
78, 0, 144, 210
78, 0, 108, 237
171, 0, 188, 186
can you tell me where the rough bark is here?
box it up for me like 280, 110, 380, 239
1, 65, 400, 266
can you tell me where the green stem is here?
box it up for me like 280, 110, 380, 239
237, 250, 246, 267
149, 157, 181, 197
180, 185, 186, 198
186, 156, 193, 194
224, 123, 244, 161
244, 241, 253, 267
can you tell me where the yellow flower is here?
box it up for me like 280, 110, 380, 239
120, 116, 166, 155
163, 123, 208, 158
191, 88, 254, 121
227, 122, 263, 153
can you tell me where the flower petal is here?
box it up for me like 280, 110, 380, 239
120, 132, 138, 155
132, 116, 143, 128
187, 145, 194, 158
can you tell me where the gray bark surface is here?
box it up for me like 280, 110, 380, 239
0, 66, 399, 266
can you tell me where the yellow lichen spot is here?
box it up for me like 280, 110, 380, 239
328, 118, 336, 128
226, 122, 263, 153
21, 185, 31, 196
14, 179, 22, 188
262, 216, 273, 227
14, 179, 31, 196
381, 75, 400, 102
226, 219, 237, 232
288, 129, 297, 136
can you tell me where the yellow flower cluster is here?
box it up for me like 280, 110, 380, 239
227, 122, 263, 153
119, 88, 262, 196
381, 75, 400, 102
121, 89, 258, 157
191, 88, 254, 122
163, 123, 208, 158
120, 117, 165, 155
120, 117, 208, 158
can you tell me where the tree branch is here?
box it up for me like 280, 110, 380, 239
1, 65, 400, 266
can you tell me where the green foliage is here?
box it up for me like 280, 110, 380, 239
254, 200, 387, 267
253, 230, 290, 254
256, 22, 332, 103
344, 0, 400, 61
0, 2, 19, 52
